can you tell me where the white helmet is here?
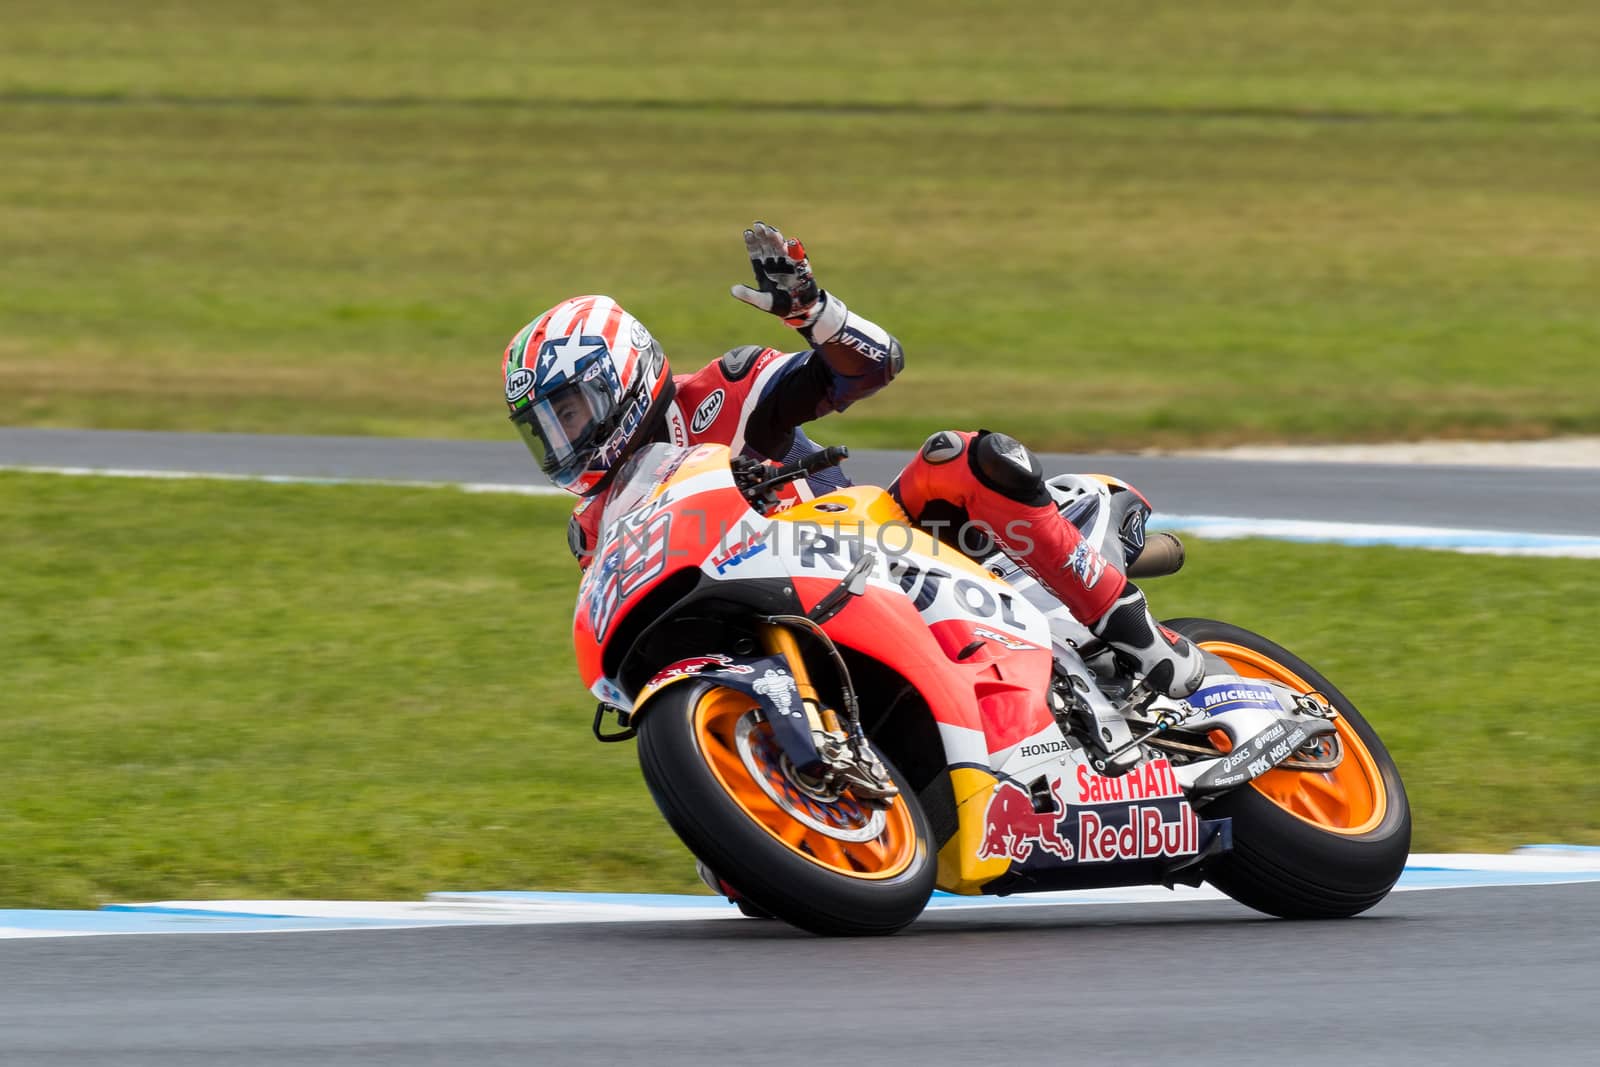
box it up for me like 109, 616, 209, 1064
501, 295, 673, 496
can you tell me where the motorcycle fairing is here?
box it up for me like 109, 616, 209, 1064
574, 444, 763, 694
572, 446, 1228, 896
698, 486, 1227, 895
937, 748, 1229, 894
718, 488, 1061, 771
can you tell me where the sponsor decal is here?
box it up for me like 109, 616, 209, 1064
751, 668, 802, 719
881, 554, 1025, 627
643, 655, 755, 689
630, 321, 652, 352
974, 627, 1036, 652
504, 366, 536, 403
1074, 759, 1184, 804
1066, 541, 1107, 589
979, 779, 1073, 862
787, 530, 1036, 636
1264, 726, 1308, 766
666, 406, 688, 446
977, 761, 1204, 869
1189, 681, 1279, 716
1077, 803, 1200, 863
835, 326, 891, 362
1219, 722, 1290, 772
690, 389, 725, 434
595, 393, 652, 469
710, 530, 770, 574
751, 350, 782, 377
1016, 739, 1071, 759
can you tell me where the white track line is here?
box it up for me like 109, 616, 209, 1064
2, 851, 1596, 939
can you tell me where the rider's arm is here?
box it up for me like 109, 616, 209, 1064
797, 296, 905, 407
721, 322, 903, 459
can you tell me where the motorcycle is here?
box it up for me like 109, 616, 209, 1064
577, 442, 1410, 935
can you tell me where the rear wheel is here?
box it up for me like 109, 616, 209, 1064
1168, 618, 1411, 919
637, 681, 935, 936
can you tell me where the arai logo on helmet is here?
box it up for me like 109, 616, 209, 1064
690, 389, 725, 434
505, 367, 536, 403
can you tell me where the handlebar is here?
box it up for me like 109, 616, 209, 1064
737, 445, 850, 500
776, 445, 850, 482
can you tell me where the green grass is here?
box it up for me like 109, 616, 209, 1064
2, 1, 1598, 449
2, 472, 1596, 908
5, 1, 1598, 116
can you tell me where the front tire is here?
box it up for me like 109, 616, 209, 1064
1168, 618, 1411, 919
637, 681, 936, 936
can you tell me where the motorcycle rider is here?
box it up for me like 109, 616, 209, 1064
501, 222, 1204, 699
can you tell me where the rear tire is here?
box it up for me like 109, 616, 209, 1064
1168, 618, 1411, 919
637, 681, 935, 936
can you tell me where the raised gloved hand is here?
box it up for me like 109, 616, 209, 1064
729, 221, 832, 333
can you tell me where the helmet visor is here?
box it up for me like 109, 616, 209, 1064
511, 379, 617, 488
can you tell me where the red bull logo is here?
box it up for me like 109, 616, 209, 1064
978, 778, 1074, 863
1077, 803, 1199, 863
643, 655, 754, 689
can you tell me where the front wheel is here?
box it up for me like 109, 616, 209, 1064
637, 681, 936, 936
1168, 618, 1412, 919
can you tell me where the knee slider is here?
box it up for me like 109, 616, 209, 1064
970, 432, 1050, 507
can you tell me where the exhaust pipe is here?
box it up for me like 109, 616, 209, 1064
1126, 531, 1185, 579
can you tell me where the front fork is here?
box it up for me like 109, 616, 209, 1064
758, 623, 845, 740
757, 620, 898, 802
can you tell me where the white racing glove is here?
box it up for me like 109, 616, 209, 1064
729, 221, 847, 343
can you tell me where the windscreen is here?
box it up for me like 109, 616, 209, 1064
598, 443, 698, 534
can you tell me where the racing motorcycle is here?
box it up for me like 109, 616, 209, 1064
577, 443, 1410, 935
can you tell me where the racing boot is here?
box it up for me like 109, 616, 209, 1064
1088, 582, 1206, 699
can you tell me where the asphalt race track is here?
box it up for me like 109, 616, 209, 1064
2, 884, 1597, 1066
4, 427, 1600, 534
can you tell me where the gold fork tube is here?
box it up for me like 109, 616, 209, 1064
757, 623, 842, 734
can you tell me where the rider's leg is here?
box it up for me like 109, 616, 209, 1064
891, 430, 1205, 698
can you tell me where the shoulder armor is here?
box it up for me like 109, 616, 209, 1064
718, 345, 766, 382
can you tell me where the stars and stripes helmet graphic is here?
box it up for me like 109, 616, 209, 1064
502, 296, 672, 496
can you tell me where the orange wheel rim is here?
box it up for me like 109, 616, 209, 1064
1201, 641, 1388, 836
691, 687, 919, 879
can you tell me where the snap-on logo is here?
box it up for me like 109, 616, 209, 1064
690, 389, 725, 434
